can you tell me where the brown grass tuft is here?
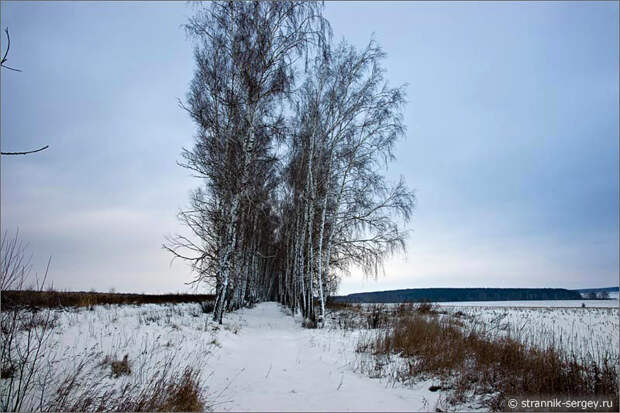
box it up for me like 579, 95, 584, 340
360, 307, 618, 410
156, 367, 204, 412
100, 354, 132, 378
365, 304, 390, 329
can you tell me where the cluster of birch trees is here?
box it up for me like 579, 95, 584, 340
166, 1, 415, 324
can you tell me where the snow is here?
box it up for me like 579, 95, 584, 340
368, 301, 618, 360
6, 302, 446, 412
440, 305, 619, 360
206, 302, 443, 412
5, 300, 617, 411
8, 303, 217, 410
436, 299, 619, 308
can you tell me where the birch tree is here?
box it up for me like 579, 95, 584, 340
166, 1, 326, 323
168, 2, 413, 325
281, 38, 414, 323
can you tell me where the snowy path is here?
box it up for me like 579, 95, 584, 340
207, 302, 438, 412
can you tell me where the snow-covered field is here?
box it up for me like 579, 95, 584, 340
436, 300, 619, 362
3, 300, 618, 411
370, 301, 619, 360
3, 302, 446, 412
437, 299, 619, 308
441, 305, 619, 360
4, 303, 219, 411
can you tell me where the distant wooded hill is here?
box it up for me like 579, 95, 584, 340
330, 288, 582, 303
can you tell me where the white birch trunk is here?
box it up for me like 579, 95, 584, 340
316, 190, 328, 321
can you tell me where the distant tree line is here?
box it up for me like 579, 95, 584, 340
577, 287, 617, 300
0, 290, 216, 311
330, 288, 583, 303
165, 1, 414, 324
582, 291, 610, 300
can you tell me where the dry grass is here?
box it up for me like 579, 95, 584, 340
355, 305, 618, 410
47, 365, 205, 412
325, 300, 359, 312
156, 368, 204, 412
16, 311, 58, 331
1, 363, 16, 379
100, 354, 132, 378
365, 304, 392, 329
199, 300, 215, 314
1, 290, 215, 311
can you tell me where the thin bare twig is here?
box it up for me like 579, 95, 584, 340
1, 145, 49, 156
1, 28, 22, 72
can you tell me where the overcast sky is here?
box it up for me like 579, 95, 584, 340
1, 1, 618, 295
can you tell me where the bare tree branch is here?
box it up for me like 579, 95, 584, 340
1, 28, 50, 157
1, 28, 22, 72
1, 145, 49, 156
